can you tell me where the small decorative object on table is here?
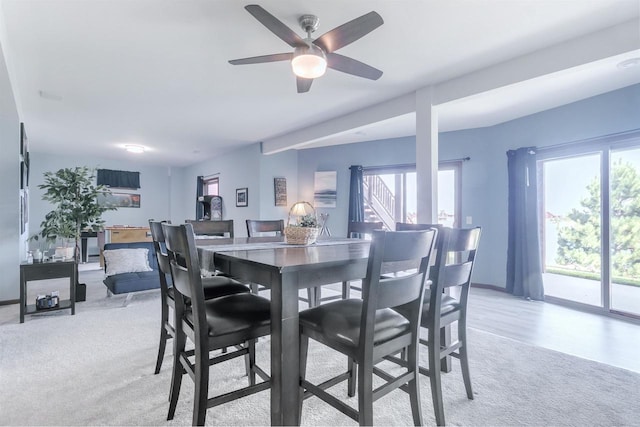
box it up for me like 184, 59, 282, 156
285, 201, 320, 245
35, 291, 60, 310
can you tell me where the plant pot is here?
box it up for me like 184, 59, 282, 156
55, 246, 75, 260
76, 283, 86, 302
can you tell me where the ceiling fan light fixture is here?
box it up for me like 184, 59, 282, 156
291, 44, 327, 79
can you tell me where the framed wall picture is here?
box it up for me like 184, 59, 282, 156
314, 171, 337, 208
236, 187, 248, 207
274, 177, 287, 206
97, 192, 141, 208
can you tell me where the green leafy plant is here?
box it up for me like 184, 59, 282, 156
36, 167, 116, 261
298, 214, 318, 228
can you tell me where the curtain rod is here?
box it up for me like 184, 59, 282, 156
362, 157, 470, 172
202, 173, 220, 179
535, 129, 640, 154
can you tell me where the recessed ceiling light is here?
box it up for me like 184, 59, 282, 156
617, 58, 640, 69
125, 144, 145, 154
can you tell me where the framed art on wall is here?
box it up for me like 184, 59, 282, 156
97, 192, 141, 208
236, 187, 248, 207
314, 171, 337, 208
274, 177, 287, 206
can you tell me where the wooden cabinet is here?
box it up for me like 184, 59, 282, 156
109, 227, 152, 243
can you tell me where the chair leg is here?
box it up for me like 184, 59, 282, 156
407, 342, 423, 426
357, 361, 374, 426
341, 281, 350, 299
458, 317, 474, 400
155, 302, 170, 374
193, 341, 209, 426
154, 323, 169, 374
429, 329, 446, 426
167, 324, 186, 421
347, 357, 356, 397
306, 288, 317, 308
248, 339, 257, 386
250, 283, 259, 294
298, 334, 309, 425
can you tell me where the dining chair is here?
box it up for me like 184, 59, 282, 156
245, 219, 284, 236
298, 228, 437, 426
148, 220, 250, 375
333, 221, 384, 303
245, 218, 318, 306
185, 219, 234, 238
395, 225, 481, 426
162, 222, 271, 425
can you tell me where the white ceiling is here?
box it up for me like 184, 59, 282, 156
1, 0, 639, 166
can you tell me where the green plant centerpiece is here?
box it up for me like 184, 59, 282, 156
35, 167, 116, 262
298, 214, 318, 228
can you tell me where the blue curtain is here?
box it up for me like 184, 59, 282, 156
348, 165, 364, 223
196, 176, 204, 220
506, 147, 544, 300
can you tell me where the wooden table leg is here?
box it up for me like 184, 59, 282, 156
270, 272, 301, 425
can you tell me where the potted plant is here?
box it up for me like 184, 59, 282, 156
34, 167, 116, 301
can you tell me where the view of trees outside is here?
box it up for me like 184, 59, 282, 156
545, 151, 640, 287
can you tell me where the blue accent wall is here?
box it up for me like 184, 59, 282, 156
298, 84, 640, 288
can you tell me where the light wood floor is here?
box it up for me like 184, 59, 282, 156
467, 287, 640, 373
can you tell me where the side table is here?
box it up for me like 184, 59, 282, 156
20, 261, 76, 323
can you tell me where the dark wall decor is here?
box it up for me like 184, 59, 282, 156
20, 122, 27, 157
97, 169, 140, 189
236, 188, 248, 207
274, 177, 287, 206
97, 192, 141, 208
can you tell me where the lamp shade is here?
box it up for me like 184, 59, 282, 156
291, 201, 310, 216
291, 44, 327, 79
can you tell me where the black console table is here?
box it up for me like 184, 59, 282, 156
20, 261, 76, 323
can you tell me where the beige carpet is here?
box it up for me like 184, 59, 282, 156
1, 267, 639, 426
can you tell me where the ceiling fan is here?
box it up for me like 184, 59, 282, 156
228, 4, 384, 93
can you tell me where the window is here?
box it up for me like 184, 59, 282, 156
203, 177, 219, 196
363, 162, 462, 229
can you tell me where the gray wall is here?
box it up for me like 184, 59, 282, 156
297, 136, 416, 237
28, 153, 173, 237
0, 38, 20, 301
178, 143, 299, 237
297, 84, 640, 288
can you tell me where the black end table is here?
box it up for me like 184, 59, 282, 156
20, 261, 76, 323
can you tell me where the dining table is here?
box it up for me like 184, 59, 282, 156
196, 236, 371, 425
195, 235, 452, 425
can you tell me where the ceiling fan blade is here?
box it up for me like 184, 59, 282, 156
326, 53, 383, 80
313, 11, 383, 53
297, 77, 313, 93
229, 53, 293, 65
245, 5, 305, 48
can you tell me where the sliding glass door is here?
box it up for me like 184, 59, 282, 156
539, 132, 640, 318
541, 153, 603, 306
609, 146, 640, 316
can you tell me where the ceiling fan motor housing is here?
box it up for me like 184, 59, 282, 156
299, 14, 320, 35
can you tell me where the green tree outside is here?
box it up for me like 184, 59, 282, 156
555, 159, 640, 282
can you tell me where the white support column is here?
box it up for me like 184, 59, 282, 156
415, 86, 439, 224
